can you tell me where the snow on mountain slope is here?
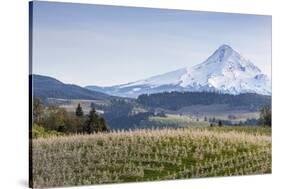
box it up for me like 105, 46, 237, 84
177, 45, 271, 95
119, 68, 187, 88
86, 44, 271, 98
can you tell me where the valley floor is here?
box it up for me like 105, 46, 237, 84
31, 126, 271, 188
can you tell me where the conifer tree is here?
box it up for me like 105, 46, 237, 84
218, 120, 223, 127
33, 97, 44, 124
75, 103, 84, 117
98, 117, 108, 132
259, 105, 271, 127
83, 107, 108, 134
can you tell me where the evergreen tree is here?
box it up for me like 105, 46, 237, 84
204, 116, 208, 122
33, 97, 44, 124
218, 120, 223, 127
259, 105, 271, 127
98, 117, 108, 132
75, 103, 84, 117
83, 108, 108, 134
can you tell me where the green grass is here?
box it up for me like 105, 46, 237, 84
138, 114, 209, 129
32, 124, 63, 139
32, 126, 271, 188
47, 98, 110, 113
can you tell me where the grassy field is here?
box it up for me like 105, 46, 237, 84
32, 126, 271, 188
47, 98, 110, 113
139, 114, 209, 128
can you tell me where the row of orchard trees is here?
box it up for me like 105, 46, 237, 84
32, 97, 108, 136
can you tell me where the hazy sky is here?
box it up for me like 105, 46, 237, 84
32, 1, 271, 86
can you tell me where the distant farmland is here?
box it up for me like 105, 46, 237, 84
32, 126, 271, 188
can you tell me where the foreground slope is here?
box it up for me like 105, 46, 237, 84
32, 127, 271, 187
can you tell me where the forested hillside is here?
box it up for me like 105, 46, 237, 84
137, 91, 271, 111
32, 74, 114, 101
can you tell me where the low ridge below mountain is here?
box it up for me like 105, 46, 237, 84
32, 74, 114, 101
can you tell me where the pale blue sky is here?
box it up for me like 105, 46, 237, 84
32, 1, 271, 86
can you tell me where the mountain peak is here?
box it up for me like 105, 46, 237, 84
199, 44, 262, 75
203, 44, 236, 65
218, 44, 233, 51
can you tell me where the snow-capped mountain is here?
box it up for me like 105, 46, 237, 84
86, 44, 271, 98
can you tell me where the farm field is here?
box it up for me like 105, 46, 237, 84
174, 104, 260, 119
139, 114, 210, 129
47, 98, 110, 113
32, 126, 271, 188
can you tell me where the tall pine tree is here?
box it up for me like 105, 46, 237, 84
259, 105, 271, 127
75, 103, 84, 117
83, 107, 108, 134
